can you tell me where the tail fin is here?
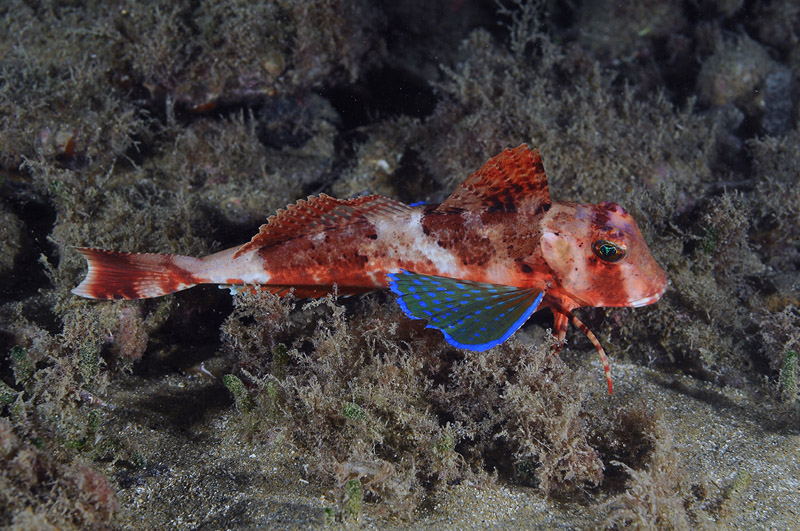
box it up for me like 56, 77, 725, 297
71, 248, 202, 300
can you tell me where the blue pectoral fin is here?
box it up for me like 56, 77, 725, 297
387, 271, 544, 351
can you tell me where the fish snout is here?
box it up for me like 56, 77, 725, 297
626, 264, 667, 308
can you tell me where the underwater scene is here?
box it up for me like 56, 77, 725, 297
1, 0, 798, 528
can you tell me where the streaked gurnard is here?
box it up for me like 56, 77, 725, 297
73, 145, 667, 393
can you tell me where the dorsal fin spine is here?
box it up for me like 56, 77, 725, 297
438, 144, 550, 214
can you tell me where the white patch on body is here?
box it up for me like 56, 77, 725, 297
238, 270, 271, 283
198, 249, 271, 284
372, 211, 461, 275
366, 270, 380, 285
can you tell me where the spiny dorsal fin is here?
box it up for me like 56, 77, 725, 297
234, 194, 411, 258
438, 144, 550, 215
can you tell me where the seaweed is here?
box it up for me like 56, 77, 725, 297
602, 420, 704, 529
0, 418, 117, 528
219, 291, 604, 516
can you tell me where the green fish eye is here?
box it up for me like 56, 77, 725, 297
592, 240, 626, 262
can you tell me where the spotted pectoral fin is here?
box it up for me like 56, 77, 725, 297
387, 271, 544, 351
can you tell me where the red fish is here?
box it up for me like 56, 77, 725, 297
73, 145, 667, 393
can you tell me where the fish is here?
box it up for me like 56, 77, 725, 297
72, 144, 667, 393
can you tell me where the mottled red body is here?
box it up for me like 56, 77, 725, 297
73, 145, 667, 392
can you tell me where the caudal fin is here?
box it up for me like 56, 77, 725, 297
71, 248, 202, 300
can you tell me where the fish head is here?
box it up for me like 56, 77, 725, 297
540, 201, 667, 308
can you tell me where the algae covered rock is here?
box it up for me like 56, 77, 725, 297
697, 36, 792, 135
0, 207, 23, 275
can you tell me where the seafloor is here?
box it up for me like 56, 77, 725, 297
1, 1, 799, 529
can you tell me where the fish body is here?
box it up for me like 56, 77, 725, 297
73, 145, 667, 392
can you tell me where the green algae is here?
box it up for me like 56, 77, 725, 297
10, 346, 33, 386
79, 346, 100, 390
342, 402, 366, 422
344, 478, 364, 519
0, 380, 16, 406
223, 373, 254, 413
781, 350, 798, 401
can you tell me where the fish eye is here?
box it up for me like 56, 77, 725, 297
592, 240, 626, 262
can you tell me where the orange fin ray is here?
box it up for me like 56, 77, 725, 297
562, 309, 613, 395
552, 309, 569, 354
438, 144, 550, 215
234, 194, 412, 258
71, 248, 202, 300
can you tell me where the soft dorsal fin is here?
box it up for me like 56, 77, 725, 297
234, 194, 411, 258
438, 144, 550, 214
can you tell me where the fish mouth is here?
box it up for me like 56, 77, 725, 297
628, 281, 668, 308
